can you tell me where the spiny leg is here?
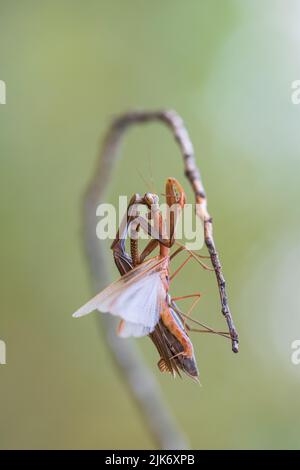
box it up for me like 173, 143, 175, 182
132, 216, 214, 272
188, 327, 231, 339
171, 293, 202, 329
170, 242, 213, 271
168, 246, 231, 340
111, 193, 143, 253
170, 296, 231, 341
172, 303, 231, 340
169, 248, 212, 284
170, 254, 193, 281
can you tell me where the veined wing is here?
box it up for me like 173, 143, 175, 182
118, 320, 156, 338
73, 256, 168, 335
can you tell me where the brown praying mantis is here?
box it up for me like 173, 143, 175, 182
73, 177, 236, 382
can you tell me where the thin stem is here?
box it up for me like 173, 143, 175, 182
82, 109, 238, 450
83, 111, 191, 450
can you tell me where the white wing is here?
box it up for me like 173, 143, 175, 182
73, 256, 168, 336
118, 321, 152, 338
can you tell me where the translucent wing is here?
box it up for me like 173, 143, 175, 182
118, 321, 153, 338
73, 256, 168, 336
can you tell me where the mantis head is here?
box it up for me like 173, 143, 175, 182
165, 177, 186, 209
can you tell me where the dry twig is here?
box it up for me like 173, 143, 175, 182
81, 109, 238, 450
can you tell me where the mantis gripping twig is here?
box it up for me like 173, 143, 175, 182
91, 110, 239, 353
79, 109, 238, 449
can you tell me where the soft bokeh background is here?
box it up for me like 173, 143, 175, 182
1, 0, 300, 449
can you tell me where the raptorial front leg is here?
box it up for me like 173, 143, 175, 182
129, 215, 160, 265
111, 192, 148, 273
111, 193, 143, 254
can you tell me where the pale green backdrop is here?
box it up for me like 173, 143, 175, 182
1, 0, 300, 449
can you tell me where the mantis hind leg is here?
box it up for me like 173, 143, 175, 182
171, 293, 202, 330
170, 298, 231, 341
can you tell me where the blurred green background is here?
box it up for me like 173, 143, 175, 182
1, 0, 300, 449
